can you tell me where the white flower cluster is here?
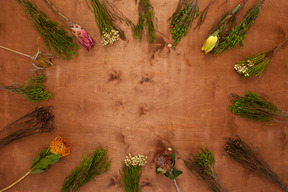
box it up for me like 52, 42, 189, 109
124, 153, 148, 167
101, 29, 120, 46
234, 60, 254, 77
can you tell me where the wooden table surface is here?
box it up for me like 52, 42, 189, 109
0, 0, 288, 191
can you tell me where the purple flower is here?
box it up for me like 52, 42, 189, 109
70, 23, 94, 50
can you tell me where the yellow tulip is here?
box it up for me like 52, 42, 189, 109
201, 35, 218, 54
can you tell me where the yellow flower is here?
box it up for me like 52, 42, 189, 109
50, 136, 71, 158
201, 35, 218, 54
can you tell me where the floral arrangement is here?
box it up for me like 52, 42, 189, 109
17, 0, 78, 60
0, 136, 71, 192
185, 148, 227, 192
0, 45, 53, 71
224, 136, 288, 192
234, 38, 288, 78
120, 153, 148, 192
213, 0, 265, 55
156, 152, 182, 192
0, 75, 54, 102
62, 148, 111, 192
228, 91, 288, 123
201, 0, 247, 54
43, 0, 95, 50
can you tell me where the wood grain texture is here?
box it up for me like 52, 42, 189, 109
0, 0, 288, 191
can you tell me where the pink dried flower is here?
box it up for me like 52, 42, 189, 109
70, 23, 94, 51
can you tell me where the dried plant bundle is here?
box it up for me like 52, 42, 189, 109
184, 148, 227, 192
0, 107, 55, 148
134, 0, 157, 43
228, 91, 288, 123
224, 136, 288, 192
18, 0, 78, 60
61, 148, 111, 192
234, 38, 288, 78
213, 0, 265, 55
0, 75, 54, 102
169, 0, 199, 48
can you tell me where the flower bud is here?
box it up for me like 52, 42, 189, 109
201, 35, 218, 54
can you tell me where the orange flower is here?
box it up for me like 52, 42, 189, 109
50, 136, 71, 158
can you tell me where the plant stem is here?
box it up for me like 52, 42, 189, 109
273, 38, 288, 53
0, 169, 33, 192
0, 45, 31, 58
174, 179, 181, 192
43, 0, 72, 24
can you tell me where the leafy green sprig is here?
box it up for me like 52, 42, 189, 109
134, 0, 157, 43
213, 0, 265, 55
228, 91, 288, 122
184, 148, 226, 192
61, 148, 111, 192
169, 0, 199, 48
0, 75, 54, 102
17, 0, 78, 60
234, 38, 288, 78
194, 0, 217, 30
224, 136, 288, 192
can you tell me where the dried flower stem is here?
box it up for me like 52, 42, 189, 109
0, 45, 31, 58
43, 0, 71, 24
224, 136, 288, 192
174, 179, 181, 192
0, 169, 33, 192
194, 0, 217, 30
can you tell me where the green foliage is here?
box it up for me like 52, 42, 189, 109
194, 0, 217, 30
184, 148, 225, 192
228, 91, 283, 122
61, 148, 111, 192
213, 0, 265, 55
0, 75, 54, 102
134, 0, 157, 43
224, 136, 288, 192
120, 162, 143, 192
169, 0, 199, 47
30, 148, 61, 174
17, 0, 78, 60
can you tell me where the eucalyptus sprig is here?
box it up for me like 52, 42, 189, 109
61, 148, 111, 192
224, 136, 288, 192
0, 75, 54, 102
156, 153, 183, 192
213, 0, 265, 55
184, 148, 227, 192
169, 0, 199, 48
17, 0, 78, 60
234, 38, 288, 78
201, 0, 247, 54
228, 91, 288, 123
120, 154, 148, 192
0, 107, 54, 148
134, 0, 157, 43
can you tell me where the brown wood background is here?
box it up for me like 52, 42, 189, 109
0, 0, 288, 191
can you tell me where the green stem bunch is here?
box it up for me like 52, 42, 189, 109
234, 38, 288, 78
224, 136, 288, 192
213, 0, 265, 55
0, 107, 54, 148
61, 148, 111, 192
228, 91, 288, 122
17, 0, 78, 60
120, 154, 147, 192
0, 75, 54, 102
184, 148, 227, 192
169, 0, 199, 48
134, 0, 157, 43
